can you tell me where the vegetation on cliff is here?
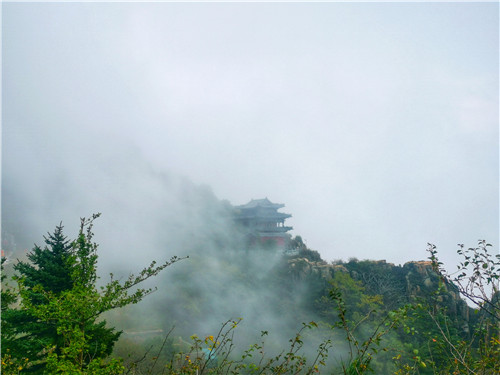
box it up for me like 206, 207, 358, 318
1, 218, 498, 374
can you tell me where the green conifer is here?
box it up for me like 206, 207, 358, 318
2, 222, 121, 373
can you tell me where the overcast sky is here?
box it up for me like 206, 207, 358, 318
2, 2, 498, 269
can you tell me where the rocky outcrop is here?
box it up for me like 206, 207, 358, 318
287, 257, 332, 280
402, 261, 470, 324
287, 257, 473, 330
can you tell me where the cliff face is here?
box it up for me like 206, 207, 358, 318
287, 257, 472, 328
403, 261, 442, 297
288, 257, 333, 280
402, 261, 470, 325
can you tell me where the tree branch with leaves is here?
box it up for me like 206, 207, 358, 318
2, 214, 185, 374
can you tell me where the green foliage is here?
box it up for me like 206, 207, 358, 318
1, 258, 29, 374
326, 284, 412, 375
391, 241, 500, 374
287, 236, 324, 262
15, 224, 74, 293
343, 260, 407, 309
298, 248, 323, 263
128, 319, 332, 375
1, 214, 183, 374
316, 271, 383, 324
423, 241, 500, 374
6, 215, 497, 374
2, 224, 82, 371
429, 240, 500, 320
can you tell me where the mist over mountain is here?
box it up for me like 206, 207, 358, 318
1, 135, 492, 373
3, 132, 225, 266
2, 3, 498, 372
3, 2, 498, 272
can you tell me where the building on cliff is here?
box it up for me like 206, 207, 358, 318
234, 198, 293, 248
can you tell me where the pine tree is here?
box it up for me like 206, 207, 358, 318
2, 214, 183, 374
2, 220, 121, 373
1, 257, 21, 368
15, 223, 74, 294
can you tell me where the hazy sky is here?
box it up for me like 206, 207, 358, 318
2, 2, 498, 269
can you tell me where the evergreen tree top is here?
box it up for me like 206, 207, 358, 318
14, 223, 73, 295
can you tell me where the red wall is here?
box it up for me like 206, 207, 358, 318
260, 237, 286, 247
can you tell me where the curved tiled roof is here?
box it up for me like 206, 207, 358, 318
235, 198, 284, 209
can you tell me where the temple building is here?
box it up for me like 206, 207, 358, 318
233, 198, 293, 248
